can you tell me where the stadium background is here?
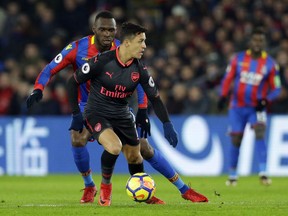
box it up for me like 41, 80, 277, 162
0, 0, 288, 176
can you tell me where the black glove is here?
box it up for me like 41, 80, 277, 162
69, 113, 84, 133
217, 96, 228, 111
136, 108, 151, 138
26, 89, 43, 108
163, 122, 178, 147
255, 99, 268, 111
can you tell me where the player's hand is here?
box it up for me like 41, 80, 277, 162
217, 96, 228, 111
136, 108, 151, 138
163, 122, 178, 147
69, 113, 84, 133
26, 89, 43, 108
256, 98, 268, 111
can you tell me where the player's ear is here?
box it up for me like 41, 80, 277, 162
124, 39, 130, 47
92, 25, 96, 34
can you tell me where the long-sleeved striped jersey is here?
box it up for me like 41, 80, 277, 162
33, 35, 148, 108
219, 50, 281, 108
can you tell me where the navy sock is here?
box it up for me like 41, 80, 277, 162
128, 163, 144, 175
72, 146, 94, 187
101, 150, 119, 184
146, 149, 188, 194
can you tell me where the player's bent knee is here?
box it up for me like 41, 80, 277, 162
71, 136, 88, 147
122, 144, 142, 163
70, 129, 90, 147
254, 125, 266, 139
107, 145, 122, 155
140, 139, 154, 160
71, 139, 87, 147
231, 134, 243, 148
127, 154, 143, 164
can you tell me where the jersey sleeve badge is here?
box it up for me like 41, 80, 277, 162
131, 72, 140, 82
65, 44, 73, 50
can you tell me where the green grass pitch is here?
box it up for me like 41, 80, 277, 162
0, 174, 287, 216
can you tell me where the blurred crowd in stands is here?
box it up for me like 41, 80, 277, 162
1, 0, 288, 116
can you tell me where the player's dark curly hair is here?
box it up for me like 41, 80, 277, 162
120, 22, 147, 41
252, 26, 266, 36
95, 10, 114, 21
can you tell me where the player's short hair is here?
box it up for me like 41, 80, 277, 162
95, 10, 114, 22
251, 27, 266, 36
120, 22, 147, 41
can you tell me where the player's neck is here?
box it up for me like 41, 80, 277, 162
251, 52, 261, 59
95, 43, 111, 53
118, 45, 133, 64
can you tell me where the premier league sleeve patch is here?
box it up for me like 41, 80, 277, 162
148, 76, 155, 87
81, 63, 90, 74
54, 53, 63, 63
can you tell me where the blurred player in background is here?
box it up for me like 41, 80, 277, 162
26, 11, 208, 205
218, 27, 281, 186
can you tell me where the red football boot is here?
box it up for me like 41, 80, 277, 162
182, 188, 208, 203
98, 183, 112, 206
80, 186, 97, 203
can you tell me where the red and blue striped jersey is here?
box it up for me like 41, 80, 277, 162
34, 35, 148, 108
220, 50, 281, 108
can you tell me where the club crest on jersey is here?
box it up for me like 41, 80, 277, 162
82, 63, 90, 74
65, 44, 72, 50
261, 65, 267, 75
54, 54, 63, 63
131, 72, 139, 82
94, 123, 101, 132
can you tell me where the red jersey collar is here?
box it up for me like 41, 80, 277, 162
246, 49, 267, 58
91, 35, 115, 50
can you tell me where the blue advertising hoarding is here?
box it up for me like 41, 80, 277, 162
0, 115, 287, 176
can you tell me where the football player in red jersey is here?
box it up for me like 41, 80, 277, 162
218, 27, 281, 186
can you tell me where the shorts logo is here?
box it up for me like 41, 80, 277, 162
131, 72, 139, 82
148, 76, 155, 87
94, 123, 101, 132
55, 54, 63, 63
82, 63, 90, 74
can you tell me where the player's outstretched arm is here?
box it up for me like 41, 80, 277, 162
27, 42, 77, 109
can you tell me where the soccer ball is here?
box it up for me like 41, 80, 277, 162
126, 172, 156, 202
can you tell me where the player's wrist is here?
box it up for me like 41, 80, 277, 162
256, 98, 268, 111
